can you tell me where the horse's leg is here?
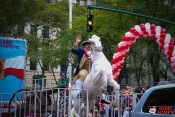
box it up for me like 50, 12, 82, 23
91, 71, 103, 85
108, 76, 120, 90
99, 72, 108, 93
91, 65, 104, 85
92, 69, 108, 93
108, 76, 120, 108
71, 107, 80, 117
71, 79, 84, 99
72, 97, 84, 117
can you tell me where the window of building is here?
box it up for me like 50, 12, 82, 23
142, 87, 175, 115
17, 25, 24, 36
43, 62, 49, 71
30, 60, 37, 70
43, 26, 49, 38
31, 25, 37, 34
46, 0, 54, 3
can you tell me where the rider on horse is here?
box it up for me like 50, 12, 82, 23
72, 35, 92, 84
72, 35, 111, 104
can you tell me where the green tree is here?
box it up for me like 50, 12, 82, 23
0, 0, 44, 36
95, 0, 175, 85
128, 38, 149, 84
26, 1, 69, 77
0, 0, 70, 82
3, 0, 175, 85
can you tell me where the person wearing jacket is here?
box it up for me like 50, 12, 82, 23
72, 35, 111, 104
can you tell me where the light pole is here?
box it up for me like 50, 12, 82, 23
69, 0, 72, 29
68, 0, 72, 117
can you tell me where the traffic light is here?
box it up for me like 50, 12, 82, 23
87, 14, 93, 32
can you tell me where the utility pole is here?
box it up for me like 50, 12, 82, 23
69, 0, 72, 29
68, 0, 72, 117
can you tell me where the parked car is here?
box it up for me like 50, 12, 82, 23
132, 82, 175, 117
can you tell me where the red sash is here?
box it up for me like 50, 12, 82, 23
82, 49, 91, 61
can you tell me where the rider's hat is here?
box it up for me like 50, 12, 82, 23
81, 40, 91, 46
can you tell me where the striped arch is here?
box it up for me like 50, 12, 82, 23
111, 23, 175, 82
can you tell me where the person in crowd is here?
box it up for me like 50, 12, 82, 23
134, 86, 140, 93
140, 87, 145, 94
108, 104, 118, 117
99, 100, 106, 117
94, 106, 100, 117
95, 97, 100, 112
134, 86, 141, 101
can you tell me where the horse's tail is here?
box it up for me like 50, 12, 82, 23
71, 107, 80, 117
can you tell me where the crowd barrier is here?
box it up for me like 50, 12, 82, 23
0, 77, 145, 117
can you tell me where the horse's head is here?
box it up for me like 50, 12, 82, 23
89, 35, 102, 52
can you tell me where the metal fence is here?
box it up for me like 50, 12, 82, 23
0, 90, 144, 117
0, 77, 52, 117
1, 77, 145, 117
0, 93, 13, 117
6, 87, 89, 117
104, 92, 144, 117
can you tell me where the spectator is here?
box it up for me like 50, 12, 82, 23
99, 101, 105, 117
94, 109, 99, 117
123, 107, 132, 117
134, 86, 140, 93
140, 87, 145, 94
123, 86, 132, 95
95, 97, 100, 112
108, 107, 118, 117
122, 86, 133, 111
134, 86, 141, 100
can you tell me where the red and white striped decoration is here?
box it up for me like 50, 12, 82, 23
111, 23, 175, 82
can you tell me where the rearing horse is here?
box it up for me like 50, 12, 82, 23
71, 35, 120, 117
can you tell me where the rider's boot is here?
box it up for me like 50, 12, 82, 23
75, 79, 83, 98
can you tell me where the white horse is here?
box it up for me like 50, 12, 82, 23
71, 35, 120, 117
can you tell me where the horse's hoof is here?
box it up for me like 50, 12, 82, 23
101, 99, 111, 104
80, 103, 86, 109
